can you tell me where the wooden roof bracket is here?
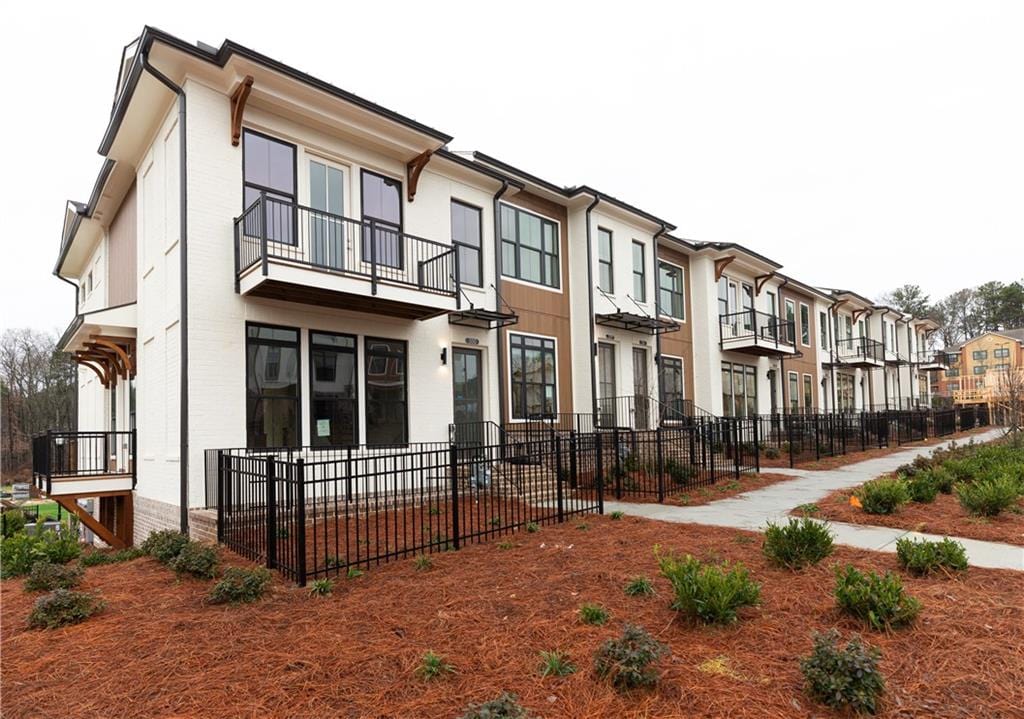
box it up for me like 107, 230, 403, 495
89, 337, 135, 378
82, 345, 127, 380
76, 357, 111, 388
230, 75, 255, 147
714, 256, 735, 281
754, 272, 776, 296
851, 308, 870, 324
406, 150, 433, 202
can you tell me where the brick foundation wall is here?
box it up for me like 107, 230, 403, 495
132, 493, 220, 545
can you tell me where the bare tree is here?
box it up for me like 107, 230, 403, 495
995, 366, 1023, 445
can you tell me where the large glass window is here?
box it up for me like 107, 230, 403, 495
361, 170, 403, 269
246, 324, 300, 448
597, 228, 613, 292
597, 343, 616, 400
819, 311, 829, 350
837, 373, 855, 412
365, 338, 407, 445
509, 334, 556, 419
310, 332, 357, 447
721, 361, 757, 417
660, 356, 685, 416
803, 374, 813, 409
788, 372, 799, 411
785, 299, 796, 336
451, 200, 482, 287
500, 204, 559, 288
800, 303, 810, 346
243, 130, 296, 244
631, 241, 646, 301
717, 277, 729, 317
658, 263, 685, 320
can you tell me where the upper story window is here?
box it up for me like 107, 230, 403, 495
243, 130, 296, 245
500, 204, 559, 289
597, 228, 613, 293
658, 262, 685, 320
819, 311, 828, 350
717, 277, 729, 317
993, 347, 1010, 359
799, 303, 810, 346
972, 349, 988, 360
631, 241, 646, 301
973, 365, 987, 375
451, 200, 482, 287
361, 170, 403, 269
857, 318, 865, 339
784, 299, 796, 330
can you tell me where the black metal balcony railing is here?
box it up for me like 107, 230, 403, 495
834, 337, 885, 364
234, 194, 460, 299
32, 430, 136, 495
912, 349, 951, 367
719, 310, 795, 348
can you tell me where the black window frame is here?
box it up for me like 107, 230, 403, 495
993, 347, 1010, 359
658, 261, 685, 320
245, 321, 301, 449
597, 227, 614, 293
972, 349, 988, 360
660, 355, 685, 412
800, 302, 811, 346
364, 336, 408, 446
450, 198, 484, 288
508, 333, 558, 420
360, 169, 405, 270
499, 203, 560, 289
242, 128, 298, 246
308, 330, 359, 448
631, 240, 646, 302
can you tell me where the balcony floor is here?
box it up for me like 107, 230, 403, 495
247, 278, 452, 320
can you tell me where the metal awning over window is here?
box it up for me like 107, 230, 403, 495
448, 307, 519, 330
595, 311, 678, 335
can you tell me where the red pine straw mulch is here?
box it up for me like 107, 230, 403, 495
812, 486, 1024, 546
619, 472, 804, 507
3, 517, 1023, 719
759, 426, 995, 471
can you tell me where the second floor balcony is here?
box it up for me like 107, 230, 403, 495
719, 310, 797, 356
912, 350, 952, 372
832, 337, 885, 368
235, 195, 461, 321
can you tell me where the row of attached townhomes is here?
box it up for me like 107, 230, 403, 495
43, 28, 949, 545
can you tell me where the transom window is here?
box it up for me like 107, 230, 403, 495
451, 200, 483, 287
597, 228, 613, 292
658, 263, 685, 320
509, 334, 557, 420
631, 241, 646, 301
500, 204, 559, 288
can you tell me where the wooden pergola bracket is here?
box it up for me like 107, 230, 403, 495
754, 272, 776, 295
714, 256, 735, 281
75, 356, 112, 388
406, 150, 433, 202
230, 75, 255, 147
851, 308, 870, 324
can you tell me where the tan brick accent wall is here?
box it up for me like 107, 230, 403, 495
132, 494, 181, 545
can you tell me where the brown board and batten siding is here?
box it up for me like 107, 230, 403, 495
779, 283, 819, 410
655, 244, 695, 402
498, 191, 574, 423
106, 181, 137, 306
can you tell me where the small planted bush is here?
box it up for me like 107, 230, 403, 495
0, 525, 81, 578
207, 567, 271, 605
525, 522, 540, 533
413, 554, 432, 571
656, 549, 760, 624
141, 530, 190, 564
895, 537, 968, 576
460, 693, 529, 719
578, 603, 609, 625
904, 472, 938, 503
856, 478, 910, 515
168, 542, 220, 579
346, 566, 364, 579
2, 509, 27, 538
308, 578, 334, 597
930, 466, 956, 494
624, 576, 655, 597
538, 650, 576, 677
763, 445, 781, 460
762, 518, 834, 569
834, 565, 921, 631
593, 624, 669, 691
416, 650, 455, 680
801, 629, 884, 715
664, 458, 695, 485
27, 589, 105, 629
955, 475, 1021, 517
24, 560, 83, 592
610, 511, 625, 520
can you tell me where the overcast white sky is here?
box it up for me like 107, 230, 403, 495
2, 1, 1022, 335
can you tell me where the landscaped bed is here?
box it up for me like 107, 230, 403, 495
610, 471, 804, 507
3, 516, 1023, 718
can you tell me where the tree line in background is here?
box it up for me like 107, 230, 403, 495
1, 329, 77, 475
879, 279, 1024, 348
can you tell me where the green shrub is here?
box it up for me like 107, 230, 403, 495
795, 503, 820, 516
800, 629, 884, 714
168, 542, 220, 579
2, 509, 27, 538
346, 566, 364, 579
27, 589, 105, 629
856, 478, 910, 515
593, 624, 669, 691
24, 560, 83, 592
578, 603, 609, 625
930, 466, 956, 494
763, 446, 781, 460
459, 693, 528, 719
538, 650, 576, 677
308, 578, 334, 597
525, 522, 540, 533
413, 554, 432, 571
656, 549, 760, 624
895, 537, 968, 576
664, 458, 695, 485
39, 524, 81, 565
955, 475, 1021, 517
141, 530, 190, 564
0, 524, 81, 578
610, 511, 625, 520
904, 472, 938, 503
833, 565, 921, 631
624, 576, 655, 597
762, 518, 834, 569
416, 650, 455, 680
207, 567, 272, 605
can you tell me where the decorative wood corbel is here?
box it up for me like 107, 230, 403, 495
230, 76, 255, 147
851, 308, 869, 324
88, 337, 134, 378
76, 357, 111, 388
714, 256, 735, 281
406, 150, 433, 202
754, 272, 776, 296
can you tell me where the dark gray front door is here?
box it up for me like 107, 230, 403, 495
453, 348, 483, 425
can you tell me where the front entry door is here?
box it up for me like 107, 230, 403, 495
452, 348, 483, 449
308, 159, 345, 270
633, 347, 649, 430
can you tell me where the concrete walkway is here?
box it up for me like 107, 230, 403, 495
605, 428, 1024, 571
